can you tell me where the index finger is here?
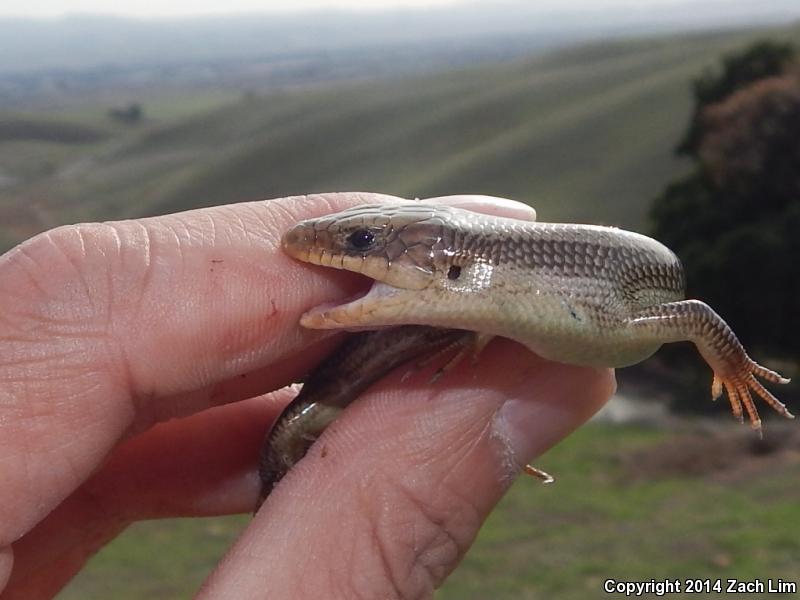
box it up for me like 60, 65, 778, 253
0, 192, 535, 546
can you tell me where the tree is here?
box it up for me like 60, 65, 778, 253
108, 102, 144, 126
650, 41, 799, 412
676, 40, 795, 156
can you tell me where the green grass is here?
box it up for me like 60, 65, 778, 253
0, 117, 108, 144
59, 423, 800, 599
59, 516, 248, 600
438, 424, 800, 599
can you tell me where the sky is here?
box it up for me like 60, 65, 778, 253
0, 0, 710, 19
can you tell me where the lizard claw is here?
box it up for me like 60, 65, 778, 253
713, 359, 793, 434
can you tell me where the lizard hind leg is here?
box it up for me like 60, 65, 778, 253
629, 300, 792, 433
717, 357, 794, 436
712, 359, 793, 439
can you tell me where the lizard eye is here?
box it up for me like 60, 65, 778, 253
346, 229, 376, 251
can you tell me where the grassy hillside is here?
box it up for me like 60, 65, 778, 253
2, 25, 799, 255
60, 422, 800, 599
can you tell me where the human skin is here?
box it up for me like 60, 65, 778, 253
0, 192, 614, 599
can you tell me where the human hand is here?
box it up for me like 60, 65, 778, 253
0, 193, 614, 599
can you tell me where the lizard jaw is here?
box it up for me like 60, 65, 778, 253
300, 281, 410, 330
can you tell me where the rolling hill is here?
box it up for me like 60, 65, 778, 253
2, 24, 799, 254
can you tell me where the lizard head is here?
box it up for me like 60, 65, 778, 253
282, 203, 468, 329
283, 203, 459, 288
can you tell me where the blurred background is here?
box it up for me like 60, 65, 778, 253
2, 0, 799, 597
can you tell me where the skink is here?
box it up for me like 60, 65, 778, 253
258, 202, 792, 504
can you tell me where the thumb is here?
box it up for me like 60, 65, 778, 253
198, 338, 614, 599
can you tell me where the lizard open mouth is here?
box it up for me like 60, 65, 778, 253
300, 280, 409, 330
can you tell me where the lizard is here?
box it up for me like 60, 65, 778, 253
258, 202, 792, 504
